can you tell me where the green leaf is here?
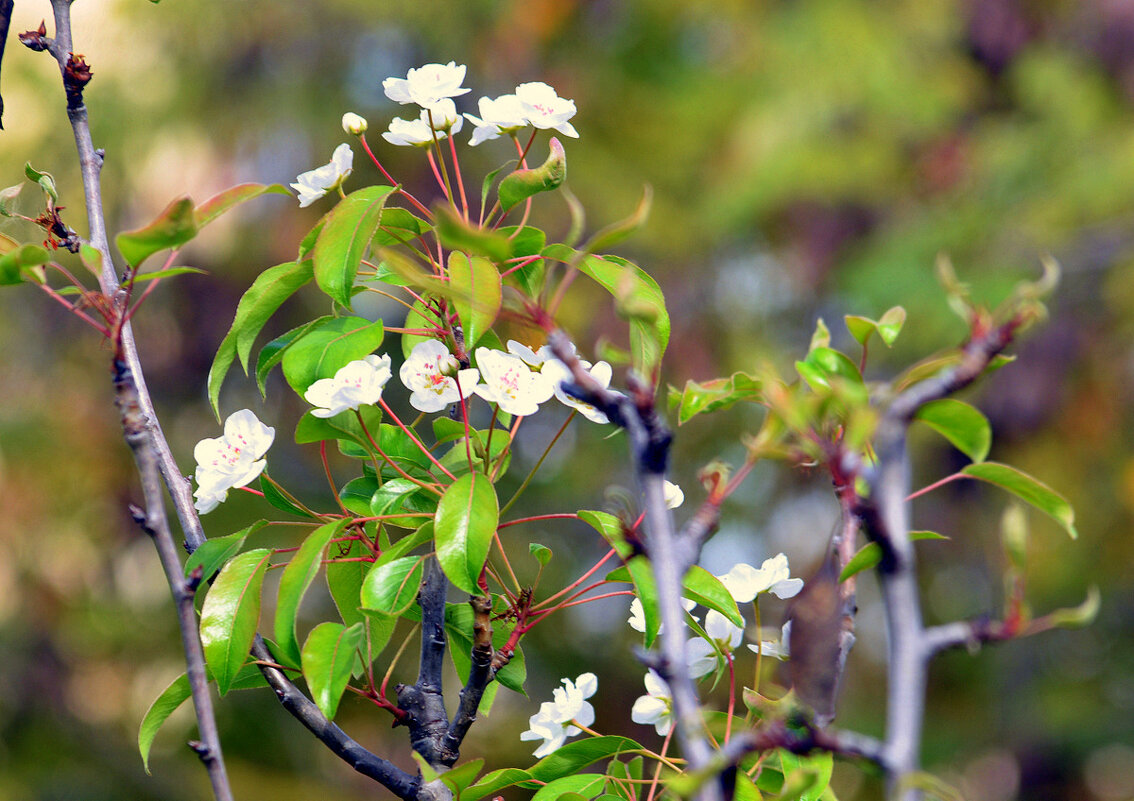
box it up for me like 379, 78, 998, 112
780, 750, 833, 801
24, 161, 58, 202
448, 251, 502, 350
185, 520, 268, 582
194, 183, 290, 228
914, 399, 991, 463
207, 260, 314, 417
441, 759, 485, 795
581, 184, 653, 254
0, 183, 23, 216
834, 530, 948, 580
313, 185, 397, 307
137, 665, 266, 773
669, 371, 762, 425
839, 531, 948, 582
434, 473, 499, 594
326, 538, 397, 660
401, 295, 443, 359
116, 196, 198, 268
845, 306, 906, 347
528, 736, 643, 783
280, 315, 384, 395
795, 347, 864, 392
531, 775, 604, 801
499, 224, 547, 296
259, 474, 317, 518
370, 478, 437, 529
545, 245, 669, 378
529, 542, 552, 566
301, 621, 365, 720
130, 266, 207, 283
809, 318, 831, 351
275, 519, 350, 667
464, 768, 534, 801
373, 207, 433, 247
360, 555, 426, 615
200, 548, 272, 695
255, 316, 331, 396
1049, 585, 1101, 628
683, 566, 743, 627
498, 137, 566, 212
961, 462, 1077, 539
0, 243, 49, 285
435, 205, 513, 263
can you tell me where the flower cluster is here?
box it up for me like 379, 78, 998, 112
193, 410, 275, 514
303, 355, 392, 418
374, 61, 578, 149
625, 553, 801, 737
520, 673, 597, 757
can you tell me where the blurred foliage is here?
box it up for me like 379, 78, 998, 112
2, 0, 1134, 799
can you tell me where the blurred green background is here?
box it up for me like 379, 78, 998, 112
1, 1, 1133, 799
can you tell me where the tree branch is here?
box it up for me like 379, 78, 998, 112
114, 356, 233, 801
398, 557, 454, 769
857, 319, 1021, 800
548, 331, 723, 801
250, 637, 422, 798
442, 594, 495, 759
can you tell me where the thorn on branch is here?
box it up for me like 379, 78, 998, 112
18, 20, 49, 51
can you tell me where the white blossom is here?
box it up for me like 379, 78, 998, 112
747, 621, 792, 661
473, 347, 554, 416
193, 410, 275, 514
630, 670, 673, 736
628, 597, 697, 634
424, 99, 464, 133
716, 553, 803, 603
382, 113, 444, 147
685, 610, 745, 678
341, 112, 368, 135
303, 355, 392, 418
291, 143, 353, 208
519, 673, 597, 758
399, 340, 480, 413
515, 81, 579, 138
540, 358, 613, 424
464, 94, 528, 146
383, 62, 470, 107
664, 480, 685, 509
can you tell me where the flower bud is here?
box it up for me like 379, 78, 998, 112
342, 112, 368, 135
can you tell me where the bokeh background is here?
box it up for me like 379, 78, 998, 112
1, 1, 1133, 799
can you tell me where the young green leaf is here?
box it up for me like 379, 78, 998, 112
184, 520, 268, 582
24, 161, 58, 202
441, 759, 486, 796
498, 137, 566, 212
914, 398, 992, 463
668, 371, 762, 425
435, 205, 513, 263
581, 184, 652, 255
683, 566, 744, 627
258, 474, 317, 519
199, 548, 272, 695
275, 519, 350, 667
961, 462, 1077, 538
0, 243, 49, 285
530, 775, 604, 801
193, 183, 289, 229
301, 621, 365, 719
116, 196, 198, 268
313, 185, 397, 307
434, 473, 499, 594
838, 531, 948, 582
448, 250, 502, 350
207, 260, 314, 417
846, 306, 906, 347
464, 768, 534, 801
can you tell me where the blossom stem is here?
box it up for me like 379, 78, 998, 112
359, 133, 432, 219
646, 730, 674, 801
499, 254, 544, 279
753, 599, 763, 697
725, 653, 736, 743
532, 547, 618, 610
489, 414, 524, 483
34, 282, 111, 336
425, 147, 452, 205
321, 440, 350, 514
355, 409, 446, 495
499, 410, 577, 516
492, 531, 522, 595
447, 131, 470, 220
376, 400, 458, 482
